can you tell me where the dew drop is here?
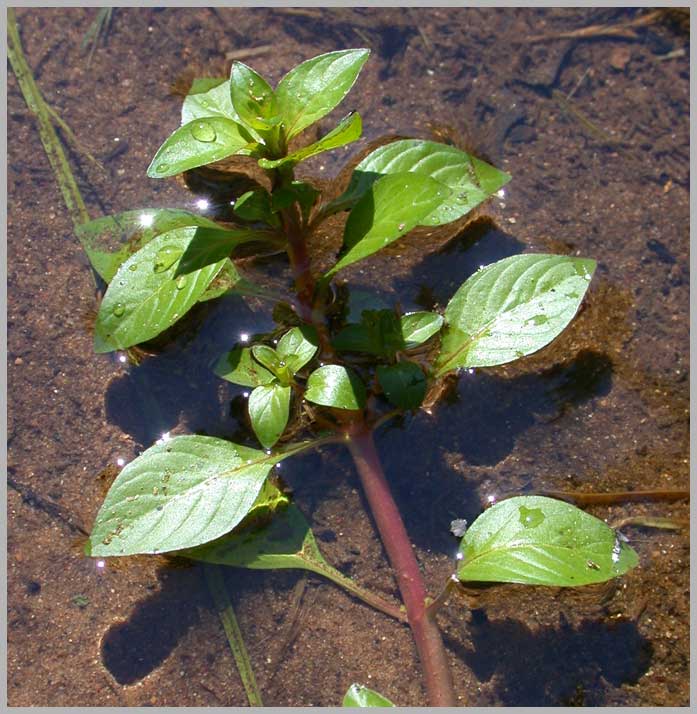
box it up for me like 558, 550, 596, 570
153, 245, 182, 273
112, 303, 125, 317
191, 120, 217, 143
398, 222, 406, 231
518, 506, 545, 528
175, 274, 188, 290
155, 162, 169, 173
128, 264, 138, 272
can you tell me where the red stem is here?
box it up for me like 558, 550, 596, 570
282, 205, 315, 323
277, 169, 456, 704
346, 426, 457, 706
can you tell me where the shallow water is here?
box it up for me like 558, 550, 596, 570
7, 7, 689, 706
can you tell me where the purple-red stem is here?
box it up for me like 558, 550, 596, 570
280, 174, 457, 705
345, 426, 456, 706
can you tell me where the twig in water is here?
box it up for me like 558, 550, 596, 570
524, 10, 665, 43
539, 488, 689, 506
8, 10, 90, 229
82, 8, 113, 67
203, 564, 264, 707
44, 103, 106, 173
225, 45, 274, 62
612, 515, 689, 531
265, 576, 312, 689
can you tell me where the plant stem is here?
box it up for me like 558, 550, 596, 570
203, 564, 264, 706
303, 561, 407, 624
271, 150, 456, 705
346, 426, 457, 706
425, 575, 461, 617
8, 10, 91, 230
282, 203, 316, 323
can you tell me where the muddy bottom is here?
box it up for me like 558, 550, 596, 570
7, 7, 689, 707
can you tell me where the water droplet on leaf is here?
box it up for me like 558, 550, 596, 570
175, 275, 187, 290
128, 264, 138, 272
518, 506, 545, 528
191, 120, 217, 142
153, 245, 182, 273
155, 162, 169, 173
112, 303, 125, 317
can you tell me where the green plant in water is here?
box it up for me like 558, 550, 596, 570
83, 49, 638, 706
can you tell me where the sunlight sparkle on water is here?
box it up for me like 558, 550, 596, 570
486, 494, 497, 505
239, 333, 249, 343
139, 213, 155, 228
96, 559, 106, 570
196, 198, 210, 211
118, 354, 128, 364
496, 188, 506, 199
116, 457, 126, 467
156, 431, 171, 445
242, 391, 249, 398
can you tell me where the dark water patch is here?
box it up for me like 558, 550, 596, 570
395, 218, 524, 308
26, 580, 42, 595
372, 350, 613, 554
101, 567, 204, 685
104, 294, 275, 446
645, 238, 675, 265
374, 24, 417, 80
449, 608, 652, 705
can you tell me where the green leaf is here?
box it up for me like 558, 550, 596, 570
276, 326, 319, 372
88, 435, 291, 556
343, 684, 395, 707
197, 259, 242, 302
248, 384, 291, 449
435, 254, 596, 375
276, 49, 370, 140
181, 78, 238, 125
215, 346, 276, 387
270, 181, 320, 224
233, 189, 279, 226
328, 139, 511, 225
177, 226, 273, 274
332, 324, 375, 355
75, 208, 225, 283
251, 344, 284, 374
325, 172, 449, 278
333, 310, 402, 358
229, 61, 279, 132
185, 502, 335, 575
399, 311, 444, 348
346, 290, 390, 322
147, 117, 255, 178
457, 496, 639, 586
305, 365, 366, 410
93, 228, 226, 353
376, 362, 426, 410
259, 112, 362, 169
